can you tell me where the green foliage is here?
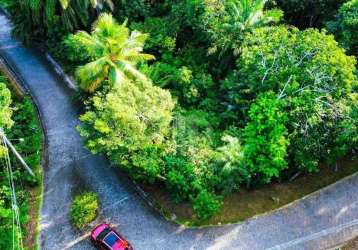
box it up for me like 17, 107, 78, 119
7, 97, 42, 184
0, 82, 13, 129
70, 192, 99, 229
10, 0, 357, 221
225, 26, 356, 102
0, 201, 14, 249
130, 17, 177, 55
243, 92, 288, 184
192, 190, 222, 220
65, 13, 155, 92
165, 155, 200, 202
275, 0, 347, 28
215, 135, 247, 193
206, 0, 283, 55
9, 0, 115, 46
329, 96, 358, 162
224, 26, 357, 172
0, 0, 12, 8
0, 78, 42, 249
78, 79, 174, 179
112, 0, 149, 22
327, 0, 358, 56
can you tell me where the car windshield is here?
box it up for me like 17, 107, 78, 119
104, 232, 120, 247
97, 227, 111, 241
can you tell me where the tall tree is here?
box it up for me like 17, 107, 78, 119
327, 0, 358, 57
66, 13, 155, 92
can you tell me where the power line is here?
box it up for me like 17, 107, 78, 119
0, 128, 35, 177
1, 131, 27, 250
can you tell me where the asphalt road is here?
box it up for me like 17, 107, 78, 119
0, 13, 357, 250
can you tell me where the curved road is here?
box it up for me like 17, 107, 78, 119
0, 13, 357, 250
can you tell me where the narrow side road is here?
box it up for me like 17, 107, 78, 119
0, 12, 357, 250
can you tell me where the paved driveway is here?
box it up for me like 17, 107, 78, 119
0, 13, 357, 250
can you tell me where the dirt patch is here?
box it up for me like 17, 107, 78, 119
23, 184, 42, 249
342, 236, 358, 250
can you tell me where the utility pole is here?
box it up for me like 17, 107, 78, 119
0, 128, 35, 177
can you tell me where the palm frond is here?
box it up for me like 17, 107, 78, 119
59, 0, 71, 9
116, 60, 148, 82
109, 67, 126, 85
76, 57, 110, 92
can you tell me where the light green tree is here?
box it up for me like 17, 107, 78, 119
78, 79, 174, 174
0, 82, 13, 129
66, 13, 155, 92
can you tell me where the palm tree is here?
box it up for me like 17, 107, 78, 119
68, 13, 155, 92
12, 0, 114, 42
212, 0, 282, 55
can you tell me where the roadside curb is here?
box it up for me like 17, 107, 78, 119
44, 53, 77, 90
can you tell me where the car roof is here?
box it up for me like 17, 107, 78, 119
102, 231, 128, 250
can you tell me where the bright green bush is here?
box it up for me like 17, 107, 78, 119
70, 192, 99, 229
193, 190, 222, 220
0, 82, 13, 129
243, 92, 288, 184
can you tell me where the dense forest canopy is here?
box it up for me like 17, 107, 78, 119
5, 0, 358, 219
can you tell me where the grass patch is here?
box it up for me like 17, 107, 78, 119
70, 192, 99, 229
142, 158, 358, 226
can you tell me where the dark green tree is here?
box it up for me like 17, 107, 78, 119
327, 0, 358, 56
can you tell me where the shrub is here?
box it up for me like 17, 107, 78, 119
193, 190, 222, 220
70, 192, 99, 229
243, 92, 288, 184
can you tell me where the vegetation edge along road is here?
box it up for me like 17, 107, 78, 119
0, 60, 43, 249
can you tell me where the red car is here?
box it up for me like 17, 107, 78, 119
91, 223, 133, 250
